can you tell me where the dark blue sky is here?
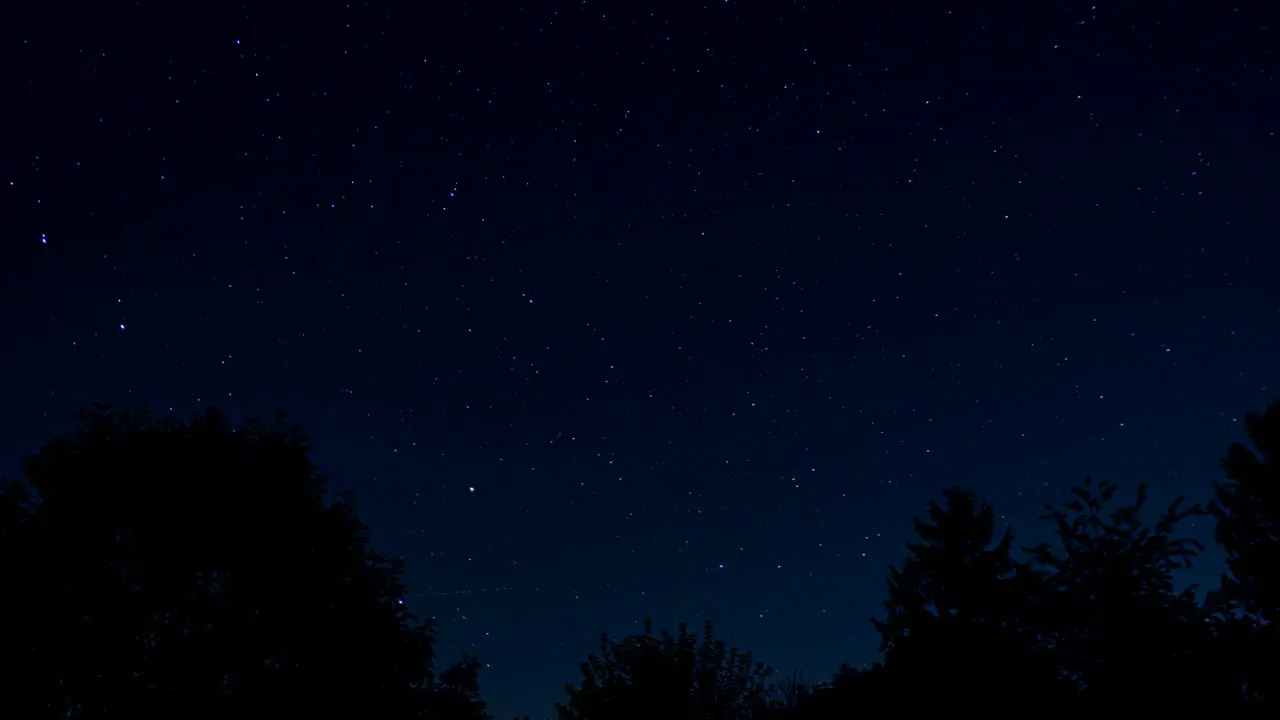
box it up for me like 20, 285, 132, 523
3, 2, 1277, 718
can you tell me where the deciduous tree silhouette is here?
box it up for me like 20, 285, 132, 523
0, 405, 488, 720
555, 618, 774, 720
1024, 477, 1235, 713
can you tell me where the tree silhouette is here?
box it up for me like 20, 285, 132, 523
19, 399, 1280, 719
0, 405, 488, 719
1209, 399, 1280, 711
872, 487, 1072, 716
1211, 400, 1280, 620
783, 664, 884, 720
758, 668, 812, 718
1023, 477, 1236, 712
556, 618, 774, 720
430, 655, 493, 720
544, 398, 1280, 719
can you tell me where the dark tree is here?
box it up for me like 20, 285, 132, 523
781, 664, 874, 720
0, 405, 488, 719
873, 487, 1071, 716
556, 618, 774, 720
431, 655, 493, 720
1212, 400, 1280, 621
1209, 400, 1280, 710
757, 669, 812, 718
1026, 477, 1240, 713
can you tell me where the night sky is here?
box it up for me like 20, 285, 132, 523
4, 2, 1278, 717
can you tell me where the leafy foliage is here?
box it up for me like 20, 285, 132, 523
1025, 478, 1232, 712
10, 398, 1280, 718
0, 405, 487, 719
555, 618, 775, 720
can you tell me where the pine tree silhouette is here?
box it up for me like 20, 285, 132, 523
875, 487, 1072, 717
1210, 399, 1280, 711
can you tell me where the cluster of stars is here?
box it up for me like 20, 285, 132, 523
5, 2, 1277, 719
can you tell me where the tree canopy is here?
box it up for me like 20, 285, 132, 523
0, 405, 487, 719
5, 399, 1280, 718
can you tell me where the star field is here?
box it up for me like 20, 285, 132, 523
3, 2, 1278, 718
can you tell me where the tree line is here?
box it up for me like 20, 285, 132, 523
1, 399, 1277, 719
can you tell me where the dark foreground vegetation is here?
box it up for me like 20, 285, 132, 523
2, 400, 1278, 719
